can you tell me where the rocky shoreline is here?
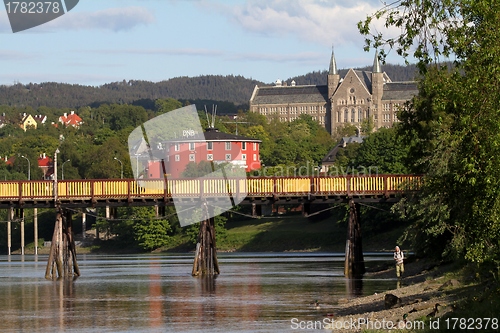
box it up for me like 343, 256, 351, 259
322, 259, 478, 332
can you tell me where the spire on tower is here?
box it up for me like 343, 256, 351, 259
329, 46, 338, 75
373, 50, 381, 73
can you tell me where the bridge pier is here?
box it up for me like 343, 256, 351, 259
344, 200, 365, 277
192, 203, 220, 276
45, 208, 80, 280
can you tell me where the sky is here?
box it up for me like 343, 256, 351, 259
0, 0, 404, 87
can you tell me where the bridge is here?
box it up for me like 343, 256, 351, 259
0, 174, 420, 208
0, 174, 421, 279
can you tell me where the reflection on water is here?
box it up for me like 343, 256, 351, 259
0, 253, 395, 332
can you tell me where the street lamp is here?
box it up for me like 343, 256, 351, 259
114, 157, 123, 179
20, 155, 30, 180
134, 154, 140, 178
62, 159, 70, 180
54, 148, 60, 201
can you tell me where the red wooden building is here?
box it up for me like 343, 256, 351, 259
145, 128, 261, 178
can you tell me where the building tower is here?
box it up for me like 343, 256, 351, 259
371, 50, 384, 128
327, 49, 340, 99
327, 49, 340, 134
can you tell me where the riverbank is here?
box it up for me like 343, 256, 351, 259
320, 259, 500, 332
16, 213, 411, 255
163, 213, 412, 253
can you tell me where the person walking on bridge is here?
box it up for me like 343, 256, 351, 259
394, 246, 404, 278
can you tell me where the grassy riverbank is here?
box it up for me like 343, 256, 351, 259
161, 213, 411, 253
20, 212, 409, 255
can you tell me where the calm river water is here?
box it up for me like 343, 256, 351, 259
0, 253, 396, 332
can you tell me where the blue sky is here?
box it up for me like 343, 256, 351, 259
0, 0, 403, 86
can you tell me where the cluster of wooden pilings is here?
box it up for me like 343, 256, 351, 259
45, 207, 80, 280
192, 204, 220, 276
6, 199, 365, 280
344, 200, 365, 277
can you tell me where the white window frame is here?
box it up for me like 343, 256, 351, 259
189, 154, 195, 161
207, 154, 213, 161
175, 155, 180, 162
225, 142, 231, 150
225, 154, 231, 161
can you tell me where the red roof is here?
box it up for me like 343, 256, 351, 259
59, 111, 83, 127
38, 155, 52, 167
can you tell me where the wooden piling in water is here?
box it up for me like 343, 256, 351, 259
45, 208, 80, 280
344, 200, 365, 277
192, 204, 220, 276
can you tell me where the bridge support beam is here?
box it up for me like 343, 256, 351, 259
344, 200, 365, 277
192, 204, 220, 276
45, 208, 80, 280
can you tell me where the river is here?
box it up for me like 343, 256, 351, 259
0, 253, 396, 332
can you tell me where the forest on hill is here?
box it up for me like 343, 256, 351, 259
0, 63, 417, 112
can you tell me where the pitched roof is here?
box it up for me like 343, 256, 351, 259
37, 155, 52, 167
382, 82, 418, 101
250, 85, 329, 105
59, 111, 83, 126
321, 135, 365, 163
33, 115, 47, 124
203, 129, 261, 142
168, 128, 261, 143
353, 70, 373, 92
322, 145, 342, 163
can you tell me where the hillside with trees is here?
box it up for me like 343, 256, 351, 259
0, 64, 417, 112
0, 75, 263, 112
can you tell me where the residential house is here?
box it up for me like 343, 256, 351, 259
321, 134, 365, 173
20, 113, 38, 131
33, 114, 48, 126
59, 111, 83, 127
38, 153, 53, 179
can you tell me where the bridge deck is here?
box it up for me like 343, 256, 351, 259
0, 175, 421, 209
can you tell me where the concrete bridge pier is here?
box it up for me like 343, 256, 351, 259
344, 199, 365, 277
45, 208, 80, 280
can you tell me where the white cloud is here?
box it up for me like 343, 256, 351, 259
40, 6, 155, 32
230, 51, 324, 65
87, 48, 223, 57
210, 0, 381, 47
0, 50, 37, 61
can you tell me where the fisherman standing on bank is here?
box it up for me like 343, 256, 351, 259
394, 246, 404, 278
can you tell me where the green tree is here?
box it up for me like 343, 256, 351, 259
155, 98, 183, 114
328, 143, 361, 176
182, 161, 214, 178
354, 127, 409, 174
132, 207, 172, 251
360, 0, 500, 263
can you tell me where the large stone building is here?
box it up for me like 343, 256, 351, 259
249, 51, 418, 134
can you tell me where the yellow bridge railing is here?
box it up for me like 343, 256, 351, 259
0, 175, 422, 203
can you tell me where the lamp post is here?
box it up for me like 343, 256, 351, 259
62, 159, 70, 180
54, 148, 59, 201
114, 157, 123, 179
134, 154, 140, 178
20, 155, 30, 180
